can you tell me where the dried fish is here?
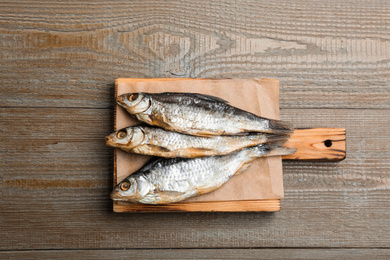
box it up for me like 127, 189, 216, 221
110, 143, 295, 204
106, 126, 289, 158
117, 92, 291, 136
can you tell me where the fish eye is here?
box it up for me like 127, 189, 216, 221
129, 94, 139, 101
117, 131, 127, 139
120, 181, 130, 191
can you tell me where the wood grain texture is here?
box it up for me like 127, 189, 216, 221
114, 200, 281, 213
283, 128, 346, 161
0, 0, 389, 109
1, 0, 389, 256
2, 249, 390, 260
1, 108, 389, 250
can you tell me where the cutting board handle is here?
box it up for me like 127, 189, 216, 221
282, 128, 346, 161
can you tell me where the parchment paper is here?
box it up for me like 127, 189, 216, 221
115, 78, 284, 201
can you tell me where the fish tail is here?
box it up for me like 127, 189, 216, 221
268, 119, 293, 134
249, 142, 296, 158
266, 133, 291, 145
267, 141, 296, 156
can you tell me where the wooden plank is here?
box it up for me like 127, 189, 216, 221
114, 200, 280, 213
0, 0, 389, 109
1, 249, 390, 260
113, 78, 284, 213
2, 190, 389, 249
1, 108, 389, 249
282, 128, 346, 161
110, 78, 345, 213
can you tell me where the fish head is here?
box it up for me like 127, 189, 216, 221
105, 127, 146, 149
117, 93, 151, 114
110, 175, 151, 203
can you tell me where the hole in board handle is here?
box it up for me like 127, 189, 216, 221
324, 140, 332, 147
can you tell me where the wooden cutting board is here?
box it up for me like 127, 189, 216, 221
112, 78, 346, 212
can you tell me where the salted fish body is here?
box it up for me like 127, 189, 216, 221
110, 143, 295, 204
105, 126, 288, 158
117, 92, 292, 136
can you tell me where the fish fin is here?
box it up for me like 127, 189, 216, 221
249, 142, 296, 158
156, 92, 229, 104
266, 133, 291, 145
153, 190, 186, 196
151, 117, 172, 129
145, 190, 191, 204
267, 142, 297, 156
183, 147, 216, 157
189, 129, 226, 137
187, 93, 228, 103
119, 147, 136, 153
146, 145, 171, 153
234, 161, 253, 176
132, 145, 172, 157
268, 119, 294, 134
196, 186, 219, 195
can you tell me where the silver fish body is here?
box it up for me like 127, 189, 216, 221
117, 92, 291, 136
110, 143, 295, 204
105, 126, 288, 158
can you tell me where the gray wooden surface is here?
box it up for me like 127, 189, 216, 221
1, 0, 389, 258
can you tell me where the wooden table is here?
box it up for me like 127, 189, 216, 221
1, 1, 389, 258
